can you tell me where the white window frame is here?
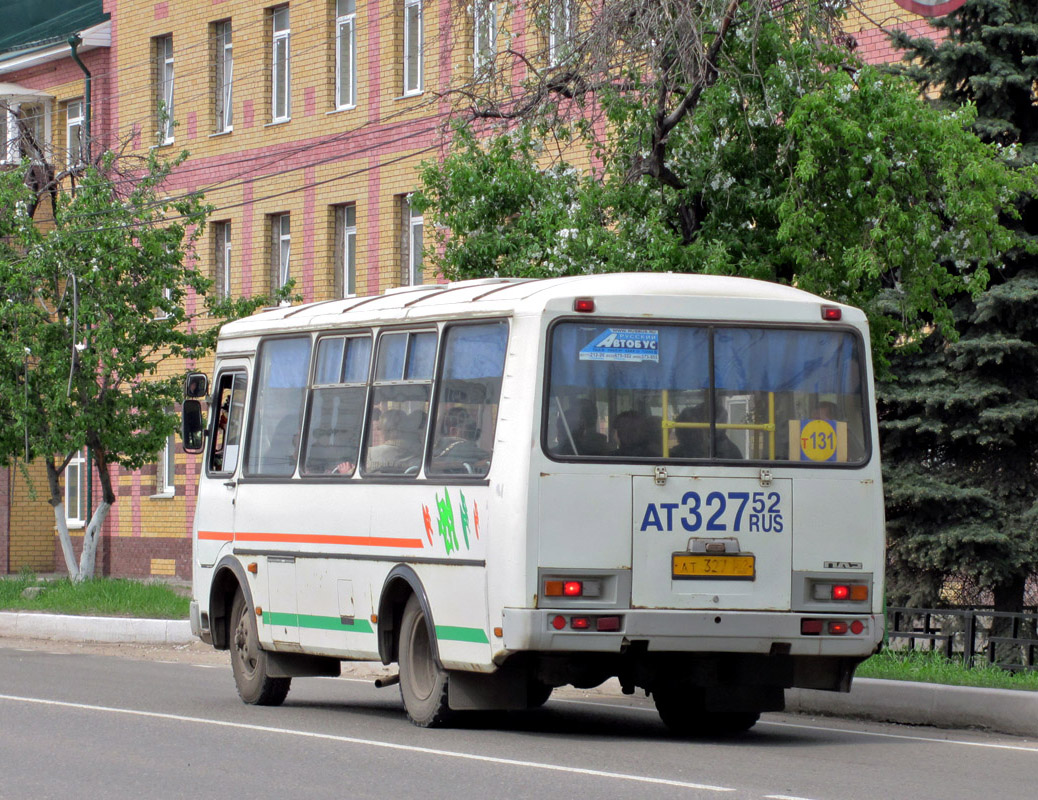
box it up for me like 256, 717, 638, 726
548, 0, 574, 67
158, 433, 176, 496
0, 106, 8, 163
403, 0, 423, 96
216, 20, 234, 132
158, 35, 175, 144
66, 98, 84, 166
473, 1, 497, 76
408, 200, 423, 286
342, 204, 357, 296
215, 221, 232, 298
272, 6, 291, 122
275, 213, 291, 288
336, 0, 357, 109
65, 448, 86, 528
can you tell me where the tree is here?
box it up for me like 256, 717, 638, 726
0, 150, 285, 581
879, 0, 1038, 612
419, 10, 1029, 369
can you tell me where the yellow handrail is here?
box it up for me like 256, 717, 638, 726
660, 390, 776, 459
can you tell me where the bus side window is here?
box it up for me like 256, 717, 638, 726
209, 372, 247, 474
362, 331, 436, 476
428, 321, 508, 477
244, 337, 312, 477
302, 335, 371, 476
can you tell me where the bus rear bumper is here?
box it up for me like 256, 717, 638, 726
502, 608, 882, 657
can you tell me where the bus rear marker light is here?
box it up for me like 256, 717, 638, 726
596, 616, 621, 632
850, 620, 865, 635
828, 621, 848, 635
822, 306, 842, 321
570, 617, 591, 630
801, 619, 823, 635
551, 615, 566, 630
573, 297, 595, 313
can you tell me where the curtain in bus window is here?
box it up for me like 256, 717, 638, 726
428, 322, 508, 478
245, 336, 312, 476
550, 323, 710, 390
713, 329, 859, 393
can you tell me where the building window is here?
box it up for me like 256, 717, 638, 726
215, 20, 233, 132
548, 0, 575, 66
473, 1, 496, 76
156, 34, 175, 144
336, 0, 357, 109
271, 213, 291, 289
272, 5, 291, 122
66, 99, 84, 166
157, 432, 176, 495
65, 448, 86, 527
401, 196, 423, 286
403, 0, 423, 95
214, 221, 232, 298
1, 98, 52, 164
335, 204, 357, 297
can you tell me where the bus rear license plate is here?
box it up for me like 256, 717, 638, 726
672, 554, 755, 580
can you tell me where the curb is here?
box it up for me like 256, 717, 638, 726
0, 611, 193, 644
788, 678, 1038, 739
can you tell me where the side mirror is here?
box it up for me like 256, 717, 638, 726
181, 399, 206, 453
185, 372, 209, 399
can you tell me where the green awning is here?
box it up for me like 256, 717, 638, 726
0, 0, 108, 55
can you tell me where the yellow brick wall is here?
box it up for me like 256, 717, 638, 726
8, 461, 59, 572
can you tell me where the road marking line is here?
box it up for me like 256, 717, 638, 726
556, 698, 1038, 753
0, 693, 734, 792
765, 795, 820, 800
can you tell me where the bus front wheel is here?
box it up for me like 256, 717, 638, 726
230, 589, 291, 706
398, 594, 452, 727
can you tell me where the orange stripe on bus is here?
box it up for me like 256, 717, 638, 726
200, 530, 425, 549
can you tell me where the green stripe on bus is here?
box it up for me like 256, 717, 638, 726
435, 625, 490, 644
262, 611, 374, 634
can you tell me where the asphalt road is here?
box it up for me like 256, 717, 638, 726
1, 642, 1036, 800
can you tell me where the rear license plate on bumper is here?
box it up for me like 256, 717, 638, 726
672, 554, 756, 580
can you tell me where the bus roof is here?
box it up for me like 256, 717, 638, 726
217, 273, 863, 340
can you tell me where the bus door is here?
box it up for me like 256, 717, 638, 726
197, 365, 250, 569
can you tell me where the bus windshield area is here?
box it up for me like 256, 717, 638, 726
546, 322, 868, 464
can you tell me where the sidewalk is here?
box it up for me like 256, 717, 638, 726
3, 609, 1037, 739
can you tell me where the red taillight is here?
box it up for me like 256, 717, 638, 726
574, 298, 595, 313
822, 305, 842, 321
801, 619, 824, 635
832, 584, 850, 601
829, 621, 849, 635
850, 620, 865, 635
563, 581, 583, 597
570, 617, 591, 630
596, 616, 621, 632
551, 615, 566, 630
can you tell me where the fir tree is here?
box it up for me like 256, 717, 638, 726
880, 0, 1038, 612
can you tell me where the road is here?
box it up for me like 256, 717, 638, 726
0, 641, 1035, 800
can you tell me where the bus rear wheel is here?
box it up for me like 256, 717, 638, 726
398, 594, 452, 727
653, 686, 759, 737
230, 589, 291, 706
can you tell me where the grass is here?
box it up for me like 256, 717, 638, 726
856, 647, 1038, 692
0, 574, 190, 619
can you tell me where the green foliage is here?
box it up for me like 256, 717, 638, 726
0, 150, 285, 499
419, 16, 1030, 370
879, 0, 1038, 612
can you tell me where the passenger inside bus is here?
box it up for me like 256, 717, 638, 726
365, 408, 424, 473
671, 405, 743, 459
611, 410, 661, 458
553, 399, 609, 456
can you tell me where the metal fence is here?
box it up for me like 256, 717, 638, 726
886, 607, 1038, 671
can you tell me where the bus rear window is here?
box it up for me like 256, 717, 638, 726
546, 322, 868, 464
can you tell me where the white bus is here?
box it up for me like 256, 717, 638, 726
183, 272, 885, 734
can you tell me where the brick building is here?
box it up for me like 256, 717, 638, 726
0, 0, 964, 579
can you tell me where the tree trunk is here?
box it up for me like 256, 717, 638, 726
990, 574, 1027, 667
78, 456, 115, 581
45, 458, 80, 580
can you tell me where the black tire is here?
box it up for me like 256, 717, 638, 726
653, 686, 759, 737
230, 589, 291, 706
398, 594, 452, 727
527, 678, 553, 709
